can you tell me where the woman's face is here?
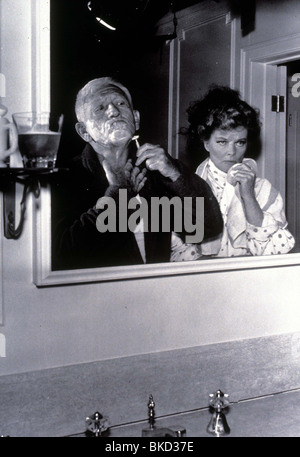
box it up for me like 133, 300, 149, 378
204, 126, 248, 173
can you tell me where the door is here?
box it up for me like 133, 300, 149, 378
286, 60, 300, 252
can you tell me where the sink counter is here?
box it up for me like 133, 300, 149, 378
2, 332, 300, 437
71, 389, 300, 438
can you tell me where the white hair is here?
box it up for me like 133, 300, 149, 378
75, 77, 133, 122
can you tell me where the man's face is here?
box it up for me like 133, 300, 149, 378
82, 86, 139, 146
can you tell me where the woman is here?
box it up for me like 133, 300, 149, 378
171, 86, 295, 261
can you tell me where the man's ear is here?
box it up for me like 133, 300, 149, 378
133, 110, 140, 131
75, 122, 92, 143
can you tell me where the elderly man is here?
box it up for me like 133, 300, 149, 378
52, 77, 223, 269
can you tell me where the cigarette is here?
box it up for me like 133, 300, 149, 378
132, 135, 140, 148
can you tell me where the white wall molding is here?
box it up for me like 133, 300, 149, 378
31, 0, 50, 113
0, 192, 3, 324
240, 32, 300, 198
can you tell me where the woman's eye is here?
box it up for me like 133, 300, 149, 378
95, 105, 104, 112
237, 140, 247, 146
217, 141, 226, 145
117, 101, 126, 106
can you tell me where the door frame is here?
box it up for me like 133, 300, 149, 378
239, 33, 300, 203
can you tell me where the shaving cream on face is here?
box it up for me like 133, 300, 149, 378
86, 118, 132, 145
86, 118, 105, 143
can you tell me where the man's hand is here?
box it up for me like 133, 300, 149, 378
125, 159, 148, 194
135, 143, 180, 182
102, 158, 147, 194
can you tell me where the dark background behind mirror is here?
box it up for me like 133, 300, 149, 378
49, 0, 199, 271
49, 0, 257, 168
50, 0, 199, 165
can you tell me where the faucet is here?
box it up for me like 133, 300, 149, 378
86, 411, 110, 437
142, 394, 186, 437
207, 390, 231, 436
142, 426, 186, 437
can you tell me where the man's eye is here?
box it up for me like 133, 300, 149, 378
95, 105, 104, 112
117, 101, 126, 106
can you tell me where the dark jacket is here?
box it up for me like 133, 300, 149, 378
51, 144, 223, 270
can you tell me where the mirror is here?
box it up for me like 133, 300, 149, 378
32, 0, 300, 286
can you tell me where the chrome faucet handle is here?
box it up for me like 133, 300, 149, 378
86, 411, 110, 437
207, 390, 230, 436
209, 389, 229, 411
148, 394, 156, 429
142, 394, 186, 437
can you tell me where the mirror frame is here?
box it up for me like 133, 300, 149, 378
32, 184, 300, 286
31, 0, 300, 286
0, 193, 3, 321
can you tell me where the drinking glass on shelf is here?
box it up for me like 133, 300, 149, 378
12, 112, 63, 168
0, 104, 18, 167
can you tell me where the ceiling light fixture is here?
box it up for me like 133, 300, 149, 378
95, 16, 116, 31
87, 0, 151, 33
87, 1, 117, 31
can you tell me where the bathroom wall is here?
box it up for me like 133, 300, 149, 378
233, 0, 300, 88
0, 0, 300, 383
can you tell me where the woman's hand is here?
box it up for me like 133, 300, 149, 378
230, 162, 256, 199
230, 162, 263, 227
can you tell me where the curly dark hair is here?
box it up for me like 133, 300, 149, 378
182, 85, 261, 167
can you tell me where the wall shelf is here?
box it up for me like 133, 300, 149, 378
0, 167, 67, 239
